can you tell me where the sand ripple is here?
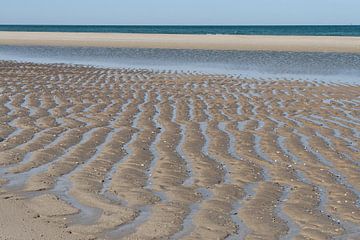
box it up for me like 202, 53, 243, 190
0, 61, 359, 240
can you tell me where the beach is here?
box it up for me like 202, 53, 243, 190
0, 58, 359, 239
0, 31, 360, 52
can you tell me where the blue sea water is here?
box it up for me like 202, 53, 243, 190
0, 45, 359, 84
1, 25, 359, 84
1, 25, 360, 36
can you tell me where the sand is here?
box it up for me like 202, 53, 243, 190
0, 195, 83, 240
0, 31, 360, 53
0, 60, 360, 239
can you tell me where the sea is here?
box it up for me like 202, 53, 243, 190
0, 25, 360, 84
0, 25, 360, 36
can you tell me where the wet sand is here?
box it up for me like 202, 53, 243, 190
0, 60, 360, 239
0, 31, 360, 52
0, 195, 82, 240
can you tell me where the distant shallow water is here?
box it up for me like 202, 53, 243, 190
1, 25, 360, 36
0, 45, 360, 84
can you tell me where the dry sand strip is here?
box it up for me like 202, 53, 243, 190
0, 61, 360, 240
0, 195, 84, 240
0, 31, 360, 52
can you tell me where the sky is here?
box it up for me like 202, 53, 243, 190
0, 0, 360, 25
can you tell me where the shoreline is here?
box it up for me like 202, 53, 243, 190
0, 59, 359, 85
0, 31, 360, 53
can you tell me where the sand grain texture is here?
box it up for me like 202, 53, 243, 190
0, 195, 83, 240
0, 61, 359, 239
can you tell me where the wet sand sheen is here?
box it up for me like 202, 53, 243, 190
0, 60, 359, 240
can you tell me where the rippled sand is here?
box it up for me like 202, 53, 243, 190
0, 61, 359, 240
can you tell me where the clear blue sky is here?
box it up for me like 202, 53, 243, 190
1, 0, 359, 25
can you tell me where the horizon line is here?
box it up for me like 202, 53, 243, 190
0, 24, 359, 27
